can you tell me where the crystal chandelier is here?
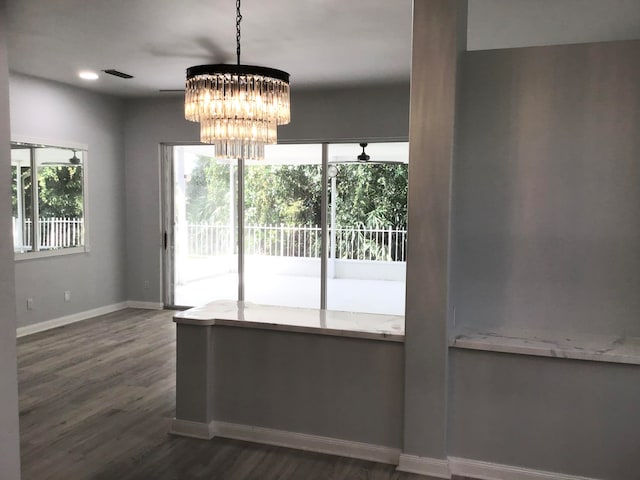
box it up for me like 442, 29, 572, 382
184, 0, 291, 160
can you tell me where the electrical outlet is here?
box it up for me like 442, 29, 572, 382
64, 291, 71, 302
143, 280, 150, 290
26, 298, 34, 310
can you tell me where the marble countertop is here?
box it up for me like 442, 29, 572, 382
174, 300, 405, 342
450, 327, 640, 365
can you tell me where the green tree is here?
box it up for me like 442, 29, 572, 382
329, 163, 408, 261
244, 165, 322, 226
334, 164, 408, 229
37, 166, 83, 218
185, 156, 407, 230
185, 158, 232, 224
186, 157, 323, 226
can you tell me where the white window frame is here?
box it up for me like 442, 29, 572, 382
11, 136, 90, 261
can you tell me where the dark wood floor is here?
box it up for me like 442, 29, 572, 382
18, 308, 469, 480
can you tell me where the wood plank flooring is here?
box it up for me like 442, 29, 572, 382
17, 308, 469, 480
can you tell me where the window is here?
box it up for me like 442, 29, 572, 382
166, 141, 408, 315
11, 142, 87, 258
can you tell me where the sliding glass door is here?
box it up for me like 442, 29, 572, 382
244, 144, 322, 308
163, 142, 407, 315
168, 145, 238, 307
326, 143, 408, 315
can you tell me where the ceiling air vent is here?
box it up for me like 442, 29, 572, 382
102, 69, 134, 79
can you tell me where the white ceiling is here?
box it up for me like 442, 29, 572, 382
6, 0, 413, 97
6, 0, 640, 98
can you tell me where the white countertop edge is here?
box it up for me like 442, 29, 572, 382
449, 328, 640, 366
175, 317, 404, 342
173, 301, 405, 343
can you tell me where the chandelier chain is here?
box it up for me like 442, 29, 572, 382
236, 0, 242, 65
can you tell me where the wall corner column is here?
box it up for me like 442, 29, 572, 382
401, 0, 467, 467
0, 0, 22, 477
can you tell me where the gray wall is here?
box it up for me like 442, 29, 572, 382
123, 84, 409, 303
467, 0, 640, 51
175, 325, 405, 448
9, 74, 127, 327
280, 84, 410, 142
213, 328, 404, 447
123, 96, 198, 305
0, 0, 22, 476
449, 350, 640, 480
453, 40, 640, 336
448, 39, 640, 480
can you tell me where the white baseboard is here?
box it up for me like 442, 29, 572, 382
396, 454, 450, 478
213, 421, 401, 464
125, 301, 164, 310
167, 421, 604, 480
170, 419, 400, 465
17, 302, 128, 338
449, 457, 601, 480
169, 419, 215, 439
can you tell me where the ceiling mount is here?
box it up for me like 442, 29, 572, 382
69, 150, 81, 165
357, 143, 370, 162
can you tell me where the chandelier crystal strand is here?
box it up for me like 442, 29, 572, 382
185, 74, 290, 123
184, 0, 290, 160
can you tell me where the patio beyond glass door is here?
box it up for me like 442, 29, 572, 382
243, 144, 323, 309
326, 143, 408, 315
171, 145, 238, 307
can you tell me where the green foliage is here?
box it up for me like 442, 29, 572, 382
37, 166, 83, 218
334, 164, 407, 228
185, 159, 232, 224
11, 165, 82, 219
185, 155, 407, 230
244, 165, 322, 226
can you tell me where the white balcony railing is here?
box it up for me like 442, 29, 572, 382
182, 223, 407, 262
13, 218, 406, 262
13, 217, 84, 251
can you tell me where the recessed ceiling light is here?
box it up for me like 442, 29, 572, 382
78, 71, 99, 81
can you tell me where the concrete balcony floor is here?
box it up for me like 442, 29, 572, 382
175, 272, 405, 316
